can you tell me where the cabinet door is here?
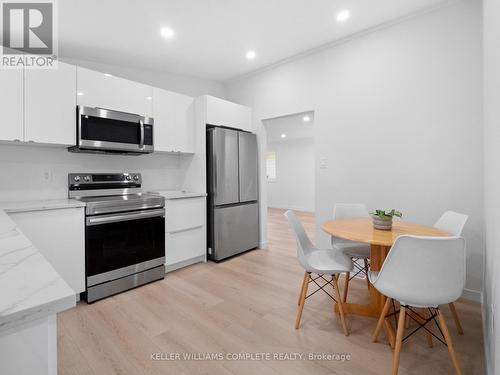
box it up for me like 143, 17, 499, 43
165, 227, 205, 266
173, 93, 195, 153
0, 68, 23, 141
152, 87, 175, 152
77, 67, 153, 117
165, 197, 204, 233
205, 96, 252, 131
153, 88, 195, 153
24, 62, 76, 145
8, 208, 85, 294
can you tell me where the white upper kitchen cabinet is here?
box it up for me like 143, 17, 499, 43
153, 87, 195, 153
77, 67, 153, 117
24, 62, 76, 145
0, 68, 23, 142
205, 95, 252, 132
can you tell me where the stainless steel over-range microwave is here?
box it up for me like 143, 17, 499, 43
68, 106, 154, 155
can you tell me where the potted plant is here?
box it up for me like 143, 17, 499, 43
370, 209, 402, 230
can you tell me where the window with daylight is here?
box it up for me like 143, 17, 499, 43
266, 151, 277, 181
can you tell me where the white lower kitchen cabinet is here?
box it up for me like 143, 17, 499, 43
166, 226, 205, 269
163, 196, 206, 272
8, 207, 85, 294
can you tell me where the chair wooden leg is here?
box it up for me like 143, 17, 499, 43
332, 275, 349, 336
449, 302, 464, 335
342, 272, 350, 303
373, 297, 392, 342
295, 272, 310, 329
384, 319, 396, 349
424, 309, 433, 348
297, 272, 308, 305
392, 305, 406, 375
437, 309, 463, 375
363, 258, 370, 290
405, 314, 410, 329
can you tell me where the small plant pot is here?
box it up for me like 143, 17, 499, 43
371, 215, 393, 230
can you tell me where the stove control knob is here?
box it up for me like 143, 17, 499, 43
83, 176, 91, 182
133, 175, 139, 181
126, 175, 131, 181
73, 176, 80, 182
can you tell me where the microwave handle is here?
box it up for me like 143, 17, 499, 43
139, 120, 144, 148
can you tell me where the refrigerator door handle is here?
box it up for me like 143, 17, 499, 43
211, 133, 218, 197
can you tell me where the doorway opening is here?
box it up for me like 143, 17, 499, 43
263, 111, 315, 220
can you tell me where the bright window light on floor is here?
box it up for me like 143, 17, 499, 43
266, 151, 277, 181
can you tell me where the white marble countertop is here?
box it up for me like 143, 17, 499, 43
148, 190, 207, 200
0, 210, 75, 334
0, 199, 85, 213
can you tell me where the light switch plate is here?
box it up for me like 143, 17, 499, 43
319, 157, 328, 169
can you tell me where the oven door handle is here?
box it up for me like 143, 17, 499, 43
86, 208, 165, 226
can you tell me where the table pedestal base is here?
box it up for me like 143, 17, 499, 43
332, 245, 396, 345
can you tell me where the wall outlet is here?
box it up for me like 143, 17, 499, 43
42, 170, 53, 183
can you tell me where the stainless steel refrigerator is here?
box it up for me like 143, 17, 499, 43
207, 127, 259, 261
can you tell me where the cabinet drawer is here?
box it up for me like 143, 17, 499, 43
166, 197, 205, 233
165, 227, 205, 266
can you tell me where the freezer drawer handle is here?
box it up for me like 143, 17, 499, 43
86, 208, 165, 226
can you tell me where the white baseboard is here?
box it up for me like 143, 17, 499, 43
461, 288, 482, 303
165, 255, 205, 273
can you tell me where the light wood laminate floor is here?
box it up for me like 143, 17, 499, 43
58, 208, 485, 375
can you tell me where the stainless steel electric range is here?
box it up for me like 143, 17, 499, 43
68, 173, 165, 303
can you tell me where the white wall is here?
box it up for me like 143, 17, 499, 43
61, 58, 225, 98
0, 144, 185, 201
483, 0, 499, 372
267, 138, 315, 212
225, 0, 483, 297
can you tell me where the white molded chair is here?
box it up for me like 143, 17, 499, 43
434, 210, 469, 335
331, 203, 371, 302
284, 210, 353, 335
370, 235, 466, 375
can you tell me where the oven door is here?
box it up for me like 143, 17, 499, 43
85, 208, 165, 287
78, 106, 154, 153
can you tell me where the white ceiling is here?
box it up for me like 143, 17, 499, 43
264, 112, 314, 143
59, 0, 450, 82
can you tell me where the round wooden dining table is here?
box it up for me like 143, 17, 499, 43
321, 218, 449, 318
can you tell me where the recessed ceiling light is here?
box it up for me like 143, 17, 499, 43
336, 9, 350, 23
246, 50, 256, 60
103, 73, 112, 77
303, 115, 311, 122
281, 133, 287, 138
77, 92, 84, 96
160, 26, 175, 40
146, 96, 152, 100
